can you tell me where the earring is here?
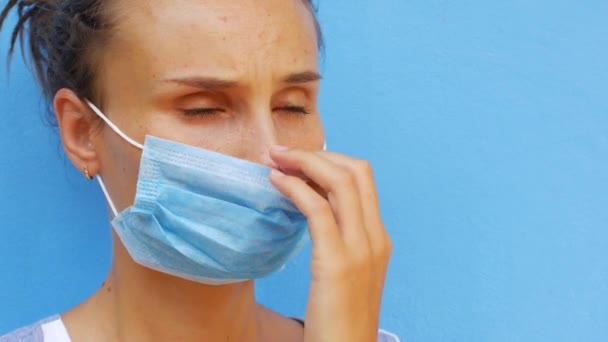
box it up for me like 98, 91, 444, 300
83, 165, 93, 180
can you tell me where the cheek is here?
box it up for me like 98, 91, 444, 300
276, 114, 325, 150
144, 111, 250, 155
94, 127, 144, 210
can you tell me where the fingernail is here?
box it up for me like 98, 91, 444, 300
270, 169, 285, 178
271, 145, 289, 152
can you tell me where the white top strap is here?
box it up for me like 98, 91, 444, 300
41, 318, 71, 342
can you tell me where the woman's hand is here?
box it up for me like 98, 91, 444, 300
269, 146, 392, 342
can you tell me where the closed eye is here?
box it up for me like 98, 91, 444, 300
182, 108, 225, 116
277, 106, 310, 115
182, 106, 310, 116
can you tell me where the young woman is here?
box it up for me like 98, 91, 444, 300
0, 0, 399, 341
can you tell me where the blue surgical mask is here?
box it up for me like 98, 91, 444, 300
85, 100, 310, 285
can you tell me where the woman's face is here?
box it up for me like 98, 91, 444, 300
92, 0, 324, 212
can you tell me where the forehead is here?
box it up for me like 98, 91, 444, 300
108, 0, 319, 79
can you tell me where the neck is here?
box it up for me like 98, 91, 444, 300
76, 233, 261, 342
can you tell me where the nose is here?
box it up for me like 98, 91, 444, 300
241, 110, 279, 169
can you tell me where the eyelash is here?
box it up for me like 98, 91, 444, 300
182, 108, 225, 116
279, 106, 310, 115
182, 106, 310, 116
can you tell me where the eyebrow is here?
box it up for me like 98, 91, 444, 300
282, 71, 323, 84
161, 71, 322, 90
161, 77, 239, 90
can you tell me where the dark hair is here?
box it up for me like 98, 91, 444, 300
0, 0, 324, 124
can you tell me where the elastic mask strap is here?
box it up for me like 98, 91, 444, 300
96, 176, 118, 217
84, 99, 143, 217
323, 141, 327, 151
84, 99, 144, 150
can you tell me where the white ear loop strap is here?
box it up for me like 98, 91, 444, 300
96, 176, 118, 217
84, 99, 144, 150
84, 99, 144, 217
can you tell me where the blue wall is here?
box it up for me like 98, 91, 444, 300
2, 1, 607, 340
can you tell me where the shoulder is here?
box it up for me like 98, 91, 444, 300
0, 315, 63, 342
264, 304, 401, 342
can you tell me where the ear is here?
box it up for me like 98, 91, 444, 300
53, 88, 100, 179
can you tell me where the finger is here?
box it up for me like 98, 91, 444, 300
314, 152, 387, 246
276, 167, 328, 200
269, 169, 343, 253
270, 148, 369, 248
315, 152, 392, 306
317, 153, 380, 216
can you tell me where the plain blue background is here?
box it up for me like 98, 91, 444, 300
1, 0, 607, 340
